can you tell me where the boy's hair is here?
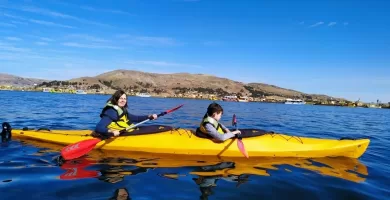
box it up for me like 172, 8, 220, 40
207, 102, 223, 116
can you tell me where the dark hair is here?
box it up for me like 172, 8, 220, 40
107, 89, 128, 108
207, 102, 223, 116
108, 188, 131, 200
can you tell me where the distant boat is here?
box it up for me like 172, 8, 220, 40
222, 95, 237, 102
237, 96, 249, 102
367, 104, 381, 109
75, 90, 87, 94
42, 88, 50, 92
285, 98, 305, 105
136, 93, 151, 97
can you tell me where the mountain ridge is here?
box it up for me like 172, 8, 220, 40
0, 70, 344, 101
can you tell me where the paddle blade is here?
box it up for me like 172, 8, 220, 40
237, 139, 249, 158
166, 104, 184, 114
158, 104, 184, 117
232, 114, 237, 126
60, 138, 101, 160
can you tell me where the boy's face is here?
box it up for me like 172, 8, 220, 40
214, 112, 222, 121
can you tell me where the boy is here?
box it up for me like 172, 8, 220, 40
196, 102, 241, 142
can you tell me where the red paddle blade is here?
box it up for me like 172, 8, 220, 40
237, 139, 249, 158
60, 138, 101, 160
166, 104, 184, 114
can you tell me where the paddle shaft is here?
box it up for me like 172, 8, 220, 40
233, 115, 242, 140
121, 110, 173, 133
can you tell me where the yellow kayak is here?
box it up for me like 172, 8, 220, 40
11, 125, 369, 158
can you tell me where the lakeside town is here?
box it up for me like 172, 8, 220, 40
1, 84, 388, 109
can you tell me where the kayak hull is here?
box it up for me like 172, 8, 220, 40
11, 127, 370, 158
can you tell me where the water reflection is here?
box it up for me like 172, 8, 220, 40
23, 139, 369, 185
108, 188, 131, 200
57, 156, 154, 183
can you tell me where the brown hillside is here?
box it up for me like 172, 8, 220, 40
70, 69, 250, 95
246, 83, 304, 97
0, 73, 48, 86
1, 70, 343, 101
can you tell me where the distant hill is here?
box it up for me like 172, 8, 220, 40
1, 70, 344, 101
68, 70, 247, 95
0, 73, 48, 86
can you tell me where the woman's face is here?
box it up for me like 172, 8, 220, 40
118, 94, 127, 107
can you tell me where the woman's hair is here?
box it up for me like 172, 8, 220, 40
108, 188, 131, 200
107, 89, 128, 108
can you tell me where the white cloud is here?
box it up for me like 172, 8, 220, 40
125, 60, 201, 68
29, 19, 75, 29
328, 22, 337, 27
62, 42, 123, 49
50, 1, 132, 15
35, 42, 48, 45
203, 41, 222, 46
118, 35, 180, 46
1, 5, 111, 27
18, 6, 112, 27
0, 22, 16, 27
39, 37, 54, 42
0, 52, 19, 60
5, 37, 22, 41
65, 34, 109, 43
2, 13, 75, 28
0, 42, 30, 52
309, 22, 324, 28
79, 6, 132, 15
0, 50, 116, 79
1, 13, 25, 20
11, 20, 27, 25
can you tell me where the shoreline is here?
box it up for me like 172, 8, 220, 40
1, 88, 388, 109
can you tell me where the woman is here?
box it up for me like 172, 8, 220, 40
95, 89, 157, 137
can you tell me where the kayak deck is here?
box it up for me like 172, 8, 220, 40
11, 126, 370, 158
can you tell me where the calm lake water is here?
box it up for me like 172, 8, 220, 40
0, 91, 389, 199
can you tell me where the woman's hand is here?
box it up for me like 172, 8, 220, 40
110, 130, 121, 136
149, 114, 158, 120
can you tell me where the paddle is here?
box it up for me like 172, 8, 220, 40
232, 114, 249, 158
60, 104, 184, 160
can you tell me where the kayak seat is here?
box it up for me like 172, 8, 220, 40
119, 125, 176, 136
195, 128, 270, 139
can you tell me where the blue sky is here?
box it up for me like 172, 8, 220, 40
0, 0, 389, 103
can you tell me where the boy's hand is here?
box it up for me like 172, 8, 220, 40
232, 130, 241, 135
